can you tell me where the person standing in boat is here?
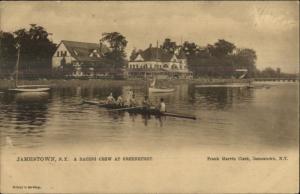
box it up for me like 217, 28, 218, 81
158, 98, 166, 112
106, 93, 115, 104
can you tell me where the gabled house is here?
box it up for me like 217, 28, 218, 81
128, 45, 192, 79
52, 40, 115, 78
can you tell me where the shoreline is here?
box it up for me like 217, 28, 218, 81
0, 78, 252, 89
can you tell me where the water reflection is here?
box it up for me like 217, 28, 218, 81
0, 82, 298, 149
190, 85, 254, 110
1, 92, 50, 147
15, 92, 49, 103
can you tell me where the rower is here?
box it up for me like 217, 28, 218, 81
116, 95, 124, 106
158, 98, 166, 112
126, 89, 134, 106
142, 95, 151, 109
129, 94, 137, 107
106, 93, 115, 104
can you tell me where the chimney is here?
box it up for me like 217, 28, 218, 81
149, 43, 152, 48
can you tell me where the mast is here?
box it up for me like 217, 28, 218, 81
156, 40, 158, 79
156, 40, 159, 62
15, 43, 21, 87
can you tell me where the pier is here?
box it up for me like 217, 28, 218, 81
254, 77, 299, 82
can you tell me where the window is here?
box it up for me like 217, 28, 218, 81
163, 64, 168, 68
60, 51, 64, 56
64, 51, 67, 56
172, 64, 177, 69
57, 51, 59, 57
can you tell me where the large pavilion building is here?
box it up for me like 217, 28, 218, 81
127, 45, 193, 79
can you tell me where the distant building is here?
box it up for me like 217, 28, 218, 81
127, 45, 193, 79
52, 40, 118, 78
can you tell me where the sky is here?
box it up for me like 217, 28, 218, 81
1, 1, 299, 73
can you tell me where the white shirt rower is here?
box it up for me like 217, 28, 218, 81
107, 93, 115, 104
159, 98, 166, 112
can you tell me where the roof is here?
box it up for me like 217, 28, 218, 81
60, 40, 110, 62
131, 47, 187, 62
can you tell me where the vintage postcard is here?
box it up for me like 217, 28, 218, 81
0, 1, 299, 193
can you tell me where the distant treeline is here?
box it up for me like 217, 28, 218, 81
0, 24, 295, 79
255, 67, 298, 78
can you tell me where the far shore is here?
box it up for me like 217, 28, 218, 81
0, 78, 252, 89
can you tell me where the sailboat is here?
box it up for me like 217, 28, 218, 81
8, 43, 50, 92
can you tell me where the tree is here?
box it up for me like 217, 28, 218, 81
14, 24, 56, 71
260, 67, 277, 77
182, 41, 198, 56
235, 48, 257, 76
0, 24, 56, 78
0, 31, 17, 71
208, 39, 236, 58
236, 48, 257, 66
161, 38, 177, 54
130, 47, 138, 61
101, 32, 128, 69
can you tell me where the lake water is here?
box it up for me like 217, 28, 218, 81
0, 81, 298, 152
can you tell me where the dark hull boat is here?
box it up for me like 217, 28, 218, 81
82, 100, 196, 120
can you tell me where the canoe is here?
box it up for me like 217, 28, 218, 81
149, 87, 175, 93
82, 100, 196, 120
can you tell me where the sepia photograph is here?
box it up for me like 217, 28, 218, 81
0, 1, 299, 193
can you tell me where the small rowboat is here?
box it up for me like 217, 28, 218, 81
148, 78, 174, 93
82, 100, 196, 120
9, 87, 50, 92
149, 87, 175, 93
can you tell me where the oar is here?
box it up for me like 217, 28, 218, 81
107, 106, 144, 112
82, 100, 106, 106
162, 112, 197, 120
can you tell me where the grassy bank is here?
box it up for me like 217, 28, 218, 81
0, 78, 251, 89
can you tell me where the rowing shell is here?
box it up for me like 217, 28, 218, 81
82, 100, 196, 120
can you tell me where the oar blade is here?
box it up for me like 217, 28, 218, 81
163, 112, 197, 120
